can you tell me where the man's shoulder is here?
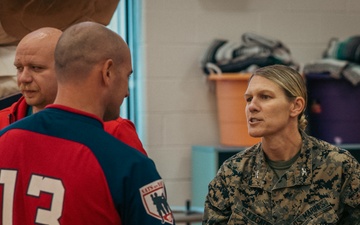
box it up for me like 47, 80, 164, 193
0, 96, 27, 129
104, 117, 135, 129
0, 105, 13, 130
0, 105, 11, 117
103, 117, 147, 155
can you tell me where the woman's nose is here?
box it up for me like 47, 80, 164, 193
247, 98, 259, 112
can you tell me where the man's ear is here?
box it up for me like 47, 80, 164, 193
290, 97, 305, 118
101, 59, 114, 86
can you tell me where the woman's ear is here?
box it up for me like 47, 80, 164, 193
290, 97, 305, 118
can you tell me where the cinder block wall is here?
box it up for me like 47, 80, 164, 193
140, 0, 360, 206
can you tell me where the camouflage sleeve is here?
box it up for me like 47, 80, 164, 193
203, 166, 231, 225
340, 153, 360, 224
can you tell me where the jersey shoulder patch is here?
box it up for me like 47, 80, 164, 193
140, 179, 174, 224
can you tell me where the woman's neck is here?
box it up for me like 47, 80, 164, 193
262, 130, 302, 161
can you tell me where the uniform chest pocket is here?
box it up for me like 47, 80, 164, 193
228, 205, 273, 225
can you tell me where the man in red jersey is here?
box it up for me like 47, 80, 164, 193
0, 21, 174, 224
0, 27, 147, 155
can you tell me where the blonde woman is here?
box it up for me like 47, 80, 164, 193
203, 64, 360, 225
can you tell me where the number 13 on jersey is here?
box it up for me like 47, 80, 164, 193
0, 169, 65, 225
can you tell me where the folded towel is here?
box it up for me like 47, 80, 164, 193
303, 58, 348, 79
201, 32, 298, 75
343, 63, 360, 86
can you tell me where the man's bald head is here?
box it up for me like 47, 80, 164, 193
54, 21, 130, 82
14, 27, 62, 113
53, 21, 132, 121
16, 27, 62, 68
17, 27, 62, 48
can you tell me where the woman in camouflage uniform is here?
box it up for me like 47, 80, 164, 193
203, 64, 360, 225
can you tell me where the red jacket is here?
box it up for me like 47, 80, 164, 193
0, 97, 147, 155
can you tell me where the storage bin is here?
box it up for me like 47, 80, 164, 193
306, 73, 360, 144
209, 73, 260, 146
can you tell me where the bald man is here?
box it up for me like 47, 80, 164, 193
7, 27, 60, 115
0, 22, 173, 224
0, 27, 147, 155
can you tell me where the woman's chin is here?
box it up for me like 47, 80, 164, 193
248, 130, 263, 138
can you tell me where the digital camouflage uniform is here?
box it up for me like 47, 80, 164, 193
203, 132, 360, 225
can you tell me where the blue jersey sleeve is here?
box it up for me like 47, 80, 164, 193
120, 157, 175, 225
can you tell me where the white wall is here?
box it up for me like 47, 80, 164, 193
139, 0, 360, 207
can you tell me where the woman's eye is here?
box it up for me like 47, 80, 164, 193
261, 95, 270, 100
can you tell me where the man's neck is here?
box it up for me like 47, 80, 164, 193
26, 105, 33, 116
31, 106, 45, 114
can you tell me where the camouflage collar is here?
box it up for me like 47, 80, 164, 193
249, 131, 313, 191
